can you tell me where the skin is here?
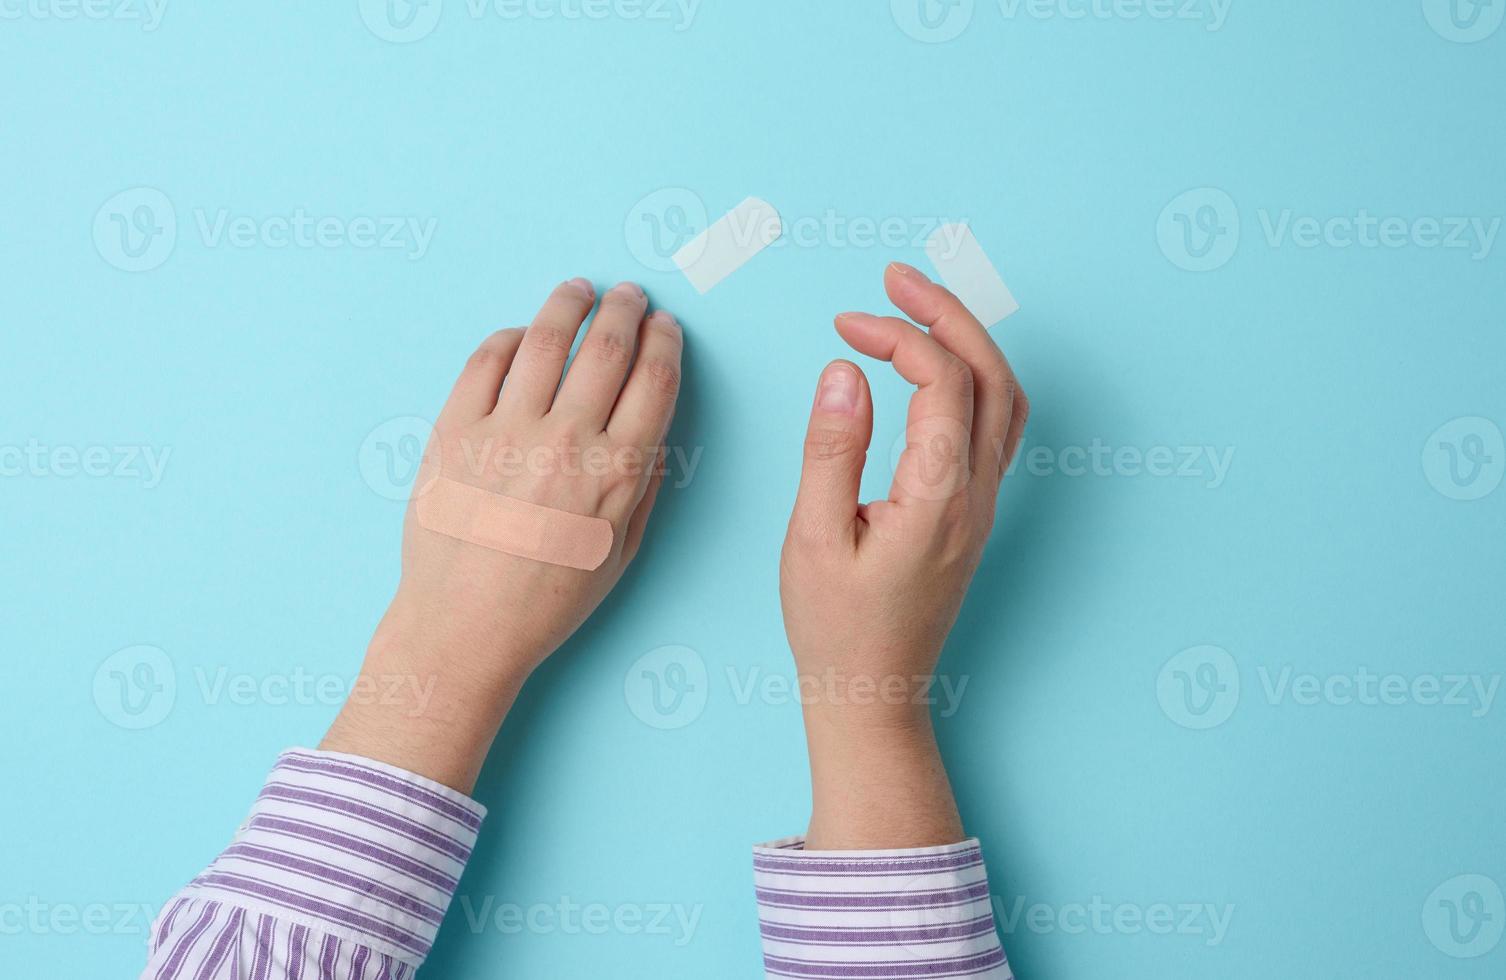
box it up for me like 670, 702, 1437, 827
784, 262, 1028, 849
321, 265, 1028, 856
322, 278, 683, 791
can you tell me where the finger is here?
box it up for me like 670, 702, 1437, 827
789, 360, 873, 544
1001, 388, 1030, 477
606, 310, 683, 446
885, 262, 1017, 478
621, 451, 666, 563
495, 278, 596, 417
552, 282, 648, 428
438, 328, 525, 425
834, 312, 973, 506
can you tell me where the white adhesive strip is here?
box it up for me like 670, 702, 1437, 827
673, 196, 783, 294
925, 223, 1019, 328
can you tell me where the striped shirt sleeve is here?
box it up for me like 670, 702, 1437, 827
752, 836, 1012, 979
140, 748, 485, 980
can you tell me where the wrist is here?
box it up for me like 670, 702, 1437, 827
316, 601, 537, 794
800, 699, 962, 850
372, 590, 543, 691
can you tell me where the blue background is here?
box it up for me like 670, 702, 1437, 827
2, 1, 1504, 977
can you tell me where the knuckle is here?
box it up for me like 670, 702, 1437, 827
525, 324, 574, 357
583, 331, 633, 368
783, 518, 832, 555
980, 361, 1013, 395
643, 358, 681, 396
941, 355, 975, 391
803, 426, 861, 462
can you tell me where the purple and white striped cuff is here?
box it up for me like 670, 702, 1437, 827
157, 748, 485, 972
753, 837, 1011, 980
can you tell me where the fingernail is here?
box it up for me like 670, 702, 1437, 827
564, 277, 594, 298
653, 309, 678, 328
816, 363, 859, 415
888, 261, 926, 281
614, 281, 645, 299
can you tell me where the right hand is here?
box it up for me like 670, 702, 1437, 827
779, 262, 1029, 730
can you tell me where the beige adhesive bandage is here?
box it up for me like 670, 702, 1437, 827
416, 477, 613, 571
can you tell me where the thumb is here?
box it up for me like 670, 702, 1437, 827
790, 360, 873, 542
